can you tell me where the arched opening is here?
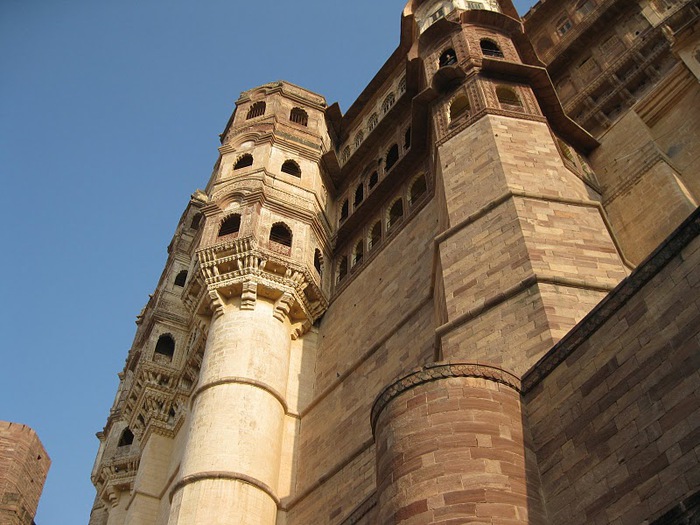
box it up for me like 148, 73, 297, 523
352, 239, 364, 266
190, 213, 202, 230
450, 95, 471, 122
337, 256, 348, 283
480, 39, 504, 58
218, 214, 241, 237
234, 154, 253, 170
439, 48, 458, 67
314, 249, 323, 276
174, 270, 188, 287
355, 131, 364, 148
246, 101, 266, 119
289, 107, 308, 126
387, 199, 404, 230
154, 334, 175, 362
341, 146, 351, 163
409, 175, 428, 205
386, 144, 399, 171
496, 87, 522, 107
369, 171, 379, 190
281, 160, 301, 177
340, 200, 349, 223
404, 127, 411, 150
399, 76, 407, 94
354, 184, 364, 207
382, 93, 396, 114
118, 428, 134, 447
368, 221, 381, 251
269, 223, 292, 247
368, 113, 379, 131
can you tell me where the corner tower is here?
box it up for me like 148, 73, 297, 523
166, 82, 331, 524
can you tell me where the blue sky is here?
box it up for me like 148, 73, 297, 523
0, 1, 536, 522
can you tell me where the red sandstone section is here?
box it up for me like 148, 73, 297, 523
372, 363, 545, 525
523, 211, 700, 524
0, 421, 51, 525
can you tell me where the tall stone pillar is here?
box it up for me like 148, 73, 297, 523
168, 292, 292, 524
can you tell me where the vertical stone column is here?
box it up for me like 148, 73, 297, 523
372, 363, 544, 525
168, 293, 292, 525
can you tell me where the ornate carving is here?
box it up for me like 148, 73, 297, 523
241, 281, 257, 310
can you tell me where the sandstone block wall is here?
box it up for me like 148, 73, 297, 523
523, 210, 700, 524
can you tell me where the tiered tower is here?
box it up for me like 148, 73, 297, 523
90, 1, 700, 524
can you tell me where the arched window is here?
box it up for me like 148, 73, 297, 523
450, 95, 471, 122
352, 239, 364, 266
355, 131, 364, 148
576, 0, 595, 17
341, 146, 351, 163
369, 171, 379, 189
118, 428, 134, 447
234, 154, 253, 170
480, 39, 504, 58
281, 160, 301, 177
404, 127, 411, 150
386, 144, 399, 171
399, 77, 407, 94
174, 270, 188, 287
340, 199, 349, 223
368, 113, 379, 131
337, 256, 348, 283
154, 334, 175, 362
409, 175, 428, 205
368, 221, 381, 251
269, 223, 292, 247
246, 101, 266, 119
556, 16, 573, 36
382, 93, 395, 114
218, 214, 241, 237
290, 107, 308, 126
387, 199, 404, 230
190, 213, 202, 230
439, 48, 458, 67
496, 87, 522, 108
354, 184, 364, 207
314, 249, 323, 276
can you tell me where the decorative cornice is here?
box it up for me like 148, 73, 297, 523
371, 362, 521, 434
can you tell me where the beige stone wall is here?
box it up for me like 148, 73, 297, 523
524, 212, 700, 524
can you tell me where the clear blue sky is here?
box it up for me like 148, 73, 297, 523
0, 1, 536, 522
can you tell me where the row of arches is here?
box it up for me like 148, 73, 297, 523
232, 154, 302, 177
245, 102, 309, 127
438, 38, 505, 70
336, 174, 428, 285
340, 127, 412, 224
342, 76, 406, 164
216, 213, 293, 248
447, 84, 523, 125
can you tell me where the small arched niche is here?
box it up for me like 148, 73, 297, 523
269, 222, 292, 248
281, 160, 301, 177
450, 95, 471, 122
154, 334, 175, 362
290, 107, 308, 126
218, 214, 241, 237
439, 48, 457, 68
246, 101, 266, 119
480, 39, 504, 58
117, 427, 134, 447
174, 270, 188, 287
234, 154, 254, 170
387, 199, 404, 230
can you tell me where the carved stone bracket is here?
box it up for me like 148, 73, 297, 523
241, 281, 257, 310
273, 292, 295, 322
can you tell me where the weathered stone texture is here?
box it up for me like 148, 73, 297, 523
0, 422, 50, 525
524, 213, 700, 524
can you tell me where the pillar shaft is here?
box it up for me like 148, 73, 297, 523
168, 298, 292, 525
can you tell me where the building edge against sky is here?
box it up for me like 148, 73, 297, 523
89, 0, 700, 524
